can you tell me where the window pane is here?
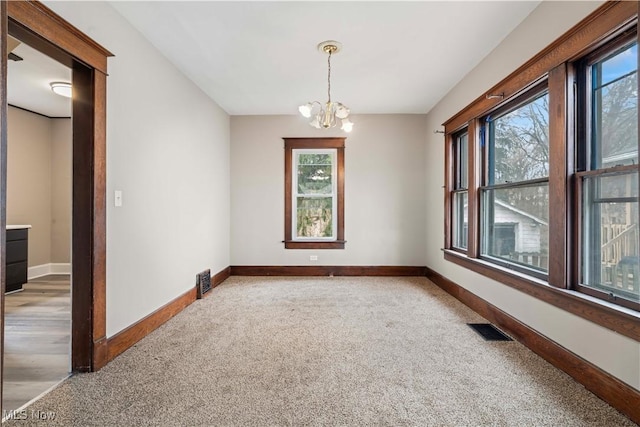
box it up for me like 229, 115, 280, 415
296, 197, 333, 238
297, 153, 333, 195
481, 184, 549, 272
489, 93, 549, 184
582, 171, 639, 303
452, 191, 468, 249
592, 43, 638, 168
456, 133, 468, 189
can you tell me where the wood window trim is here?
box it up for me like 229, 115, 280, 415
283, 137, 345, 250
442, 1, 640, 339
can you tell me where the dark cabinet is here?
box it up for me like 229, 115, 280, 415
6, 228, 28, 293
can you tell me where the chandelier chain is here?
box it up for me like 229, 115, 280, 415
327, 50, 332, 103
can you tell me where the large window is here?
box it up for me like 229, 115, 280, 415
443, 1, 639, 329
481, 89, 549, 275
283, 138, 345, 249
578, 40, 638, 309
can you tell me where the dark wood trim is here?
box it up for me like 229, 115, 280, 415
107, 266, 232, 361
212, 266, 231, 289
7, 0, 112, 74
0, 0, 8, 412
283, 137, 346, 250
91, 70, 108, 371
230, 266, 427, 277
443, 132, 453, 250
283, 137, 346, 149
7, 0, 112, 372
547, 63, 569, 288
8, 103, 71, 119
443, 250, 640, 342
425, 267, 640, 425
70, 62, 94, 372
106, 288, 197, 362
283, 241, 346, 250
443, 1, 637, 132
467, 120, 479, 258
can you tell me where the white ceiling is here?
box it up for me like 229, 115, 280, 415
109, 1, 541, 116
8, 40, 71, 118
7, 1, 541, 118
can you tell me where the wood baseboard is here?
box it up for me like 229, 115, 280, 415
106, 266, 231, 362
230, 265, 427, 276
425, 267, 640, 425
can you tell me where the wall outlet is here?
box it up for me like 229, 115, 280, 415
309, 255, 318, 261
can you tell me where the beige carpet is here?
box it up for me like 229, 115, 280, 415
5, 276, 636, 426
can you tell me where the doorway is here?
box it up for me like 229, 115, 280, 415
3, 37, 73, 411
0, 0, 112, 412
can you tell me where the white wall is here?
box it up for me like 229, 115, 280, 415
231, 115, 426, 266
44, 1, 231, 337
425, 1, 640, 390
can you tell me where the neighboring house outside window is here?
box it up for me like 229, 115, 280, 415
283, 138, 345, 249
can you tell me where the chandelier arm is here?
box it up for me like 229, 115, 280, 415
327, 50, 332, 103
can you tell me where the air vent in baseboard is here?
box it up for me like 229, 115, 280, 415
196, 269, 212, 299
467, 323, 513, 341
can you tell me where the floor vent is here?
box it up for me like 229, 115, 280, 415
196, 269, 212, 299
467, 323, 513, 341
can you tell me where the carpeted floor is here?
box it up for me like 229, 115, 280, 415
5, 276, 636, 426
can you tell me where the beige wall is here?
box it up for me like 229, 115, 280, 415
7, 107, 71, 268
231, 114, 427, 266
424, 1, 640, 391
46, 1, 231, 337
50, 118, 72, 263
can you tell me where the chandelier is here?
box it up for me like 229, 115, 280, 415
298, 40, 353, 132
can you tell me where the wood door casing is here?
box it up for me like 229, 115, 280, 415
2, 0, 112, 389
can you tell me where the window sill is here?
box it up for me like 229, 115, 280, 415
284, 240, 346, 250
443, 249, 640, 342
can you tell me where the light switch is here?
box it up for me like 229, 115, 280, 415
114, 190, 123, 207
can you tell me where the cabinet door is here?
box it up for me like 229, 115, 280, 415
6, 239, 27, 264
6, 261, 28, 292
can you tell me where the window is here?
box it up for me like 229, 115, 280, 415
481, 89, 549, 275
442, 1, 639, 331
451, 130, 469, 250
283, 138, 345, 249
577, 40, 638, 309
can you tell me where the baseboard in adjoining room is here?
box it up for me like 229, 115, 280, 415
424, 267, 640, 425
28, 263, 71, 280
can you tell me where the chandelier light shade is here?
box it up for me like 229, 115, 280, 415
299, 40, 353, 132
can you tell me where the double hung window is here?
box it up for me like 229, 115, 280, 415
481, 89, 549, 275
578, 40, 638, 308
283, 138, 345, 249
452, 131, 469, 250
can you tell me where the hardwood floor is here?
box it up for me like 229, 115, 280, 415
3, 275, 70, 411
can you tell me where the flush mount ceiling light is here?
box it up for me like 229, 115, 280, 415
50, 82, 72, 98
298, 40, 353, 132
